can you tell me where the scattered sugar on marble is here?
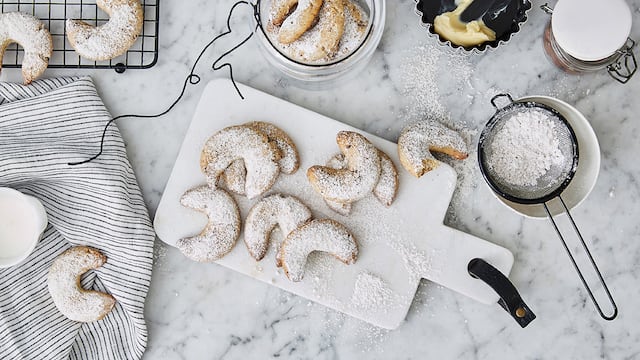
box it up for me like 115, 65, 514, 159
400, 45, 473, 124
153, 242, 168, 269
443, 126, 478, 225
399, 45, 477, 224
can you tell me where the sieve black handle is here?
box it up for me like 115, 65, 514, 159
490, 93, 514, 110
468, 258, 536, 328
544, 197, 618, 320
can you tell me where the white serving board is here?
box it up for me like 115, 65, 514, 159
154, 79, 514, 329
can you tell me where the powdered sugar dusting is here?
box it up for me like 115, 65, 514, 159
389, 240, 439, 284
486, 109, 566, 187
399, 45, 474, 124
221, 159, 247, 195
349, 272, 402, 312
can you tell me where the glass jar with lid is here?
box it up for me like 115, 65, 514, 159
541, 0, 636, 83
252, 0, 385, 88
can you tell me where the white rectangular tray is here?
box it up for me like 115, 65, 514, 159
154, 79, 514, 329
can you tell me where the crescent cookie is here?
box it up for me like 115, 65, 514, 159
222, 159, 247, 195
308, 0, 345, 61
221, 122, 299, 196
374, 151, 399, 207
176, 186, 241, 262
276, 0, 324, 44
66, 0, 143, 61
0, 12, 52, 85
270, 0, 301, 26
323, 154, 353, 215
201, 125, 281, 199
307, 131, 381, 203
247, 121, 300, 174
324, 150, 398, 212
398, 120, 469, 178
344, 0, 368, 35
47, 246, 116, 322
279, 219, 358, 282
244, 194, 312, 261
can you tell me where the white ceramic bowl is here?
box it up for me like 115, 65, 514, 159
489, 96, 601, 218
0, 187, 48, 268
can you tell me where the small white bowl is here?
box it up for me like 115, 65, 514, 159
0, 187, 48, 268
491, 96, 601, 218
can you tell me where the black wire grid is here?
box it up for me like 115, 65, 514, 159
1, 0, 159, 73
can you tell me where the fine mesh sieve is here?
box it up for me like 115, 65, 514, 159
478, 94, 618, 321
479, 99, 578, 203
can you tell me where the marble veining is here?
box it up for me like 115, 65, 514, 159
2, 0, 640, 358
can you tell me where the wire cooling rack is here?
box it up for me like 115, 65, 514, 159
1, 0, 159, 73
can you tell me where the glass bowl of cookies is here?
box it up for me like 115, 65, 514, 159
252, 0, 384, 85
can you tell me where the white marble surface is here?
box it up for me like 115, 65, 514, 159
3, 0, 640, 358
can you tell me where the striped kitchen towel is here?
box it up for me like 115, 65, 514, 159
0, 77, 155, 360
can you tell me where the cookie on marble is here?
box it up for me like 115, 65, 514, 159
398, 120, 468, 178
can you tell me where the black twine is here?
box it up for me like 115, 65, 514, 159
69, 0, 258, 166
